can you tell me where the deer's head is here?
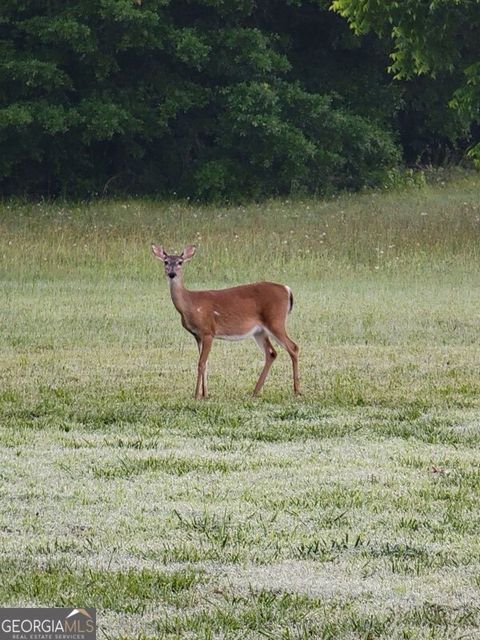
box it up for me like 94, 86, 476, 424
151, 244, 196, 280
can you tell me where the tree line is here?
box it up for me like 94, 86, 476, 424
1, 0, 478, 199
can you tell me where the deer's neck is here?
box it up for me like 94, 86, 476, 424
168, 277, 191, 314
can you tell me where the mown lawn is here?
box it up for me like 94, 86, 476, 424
1, 176, 480, 638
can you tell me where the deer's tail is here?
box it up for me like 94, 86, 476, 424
285, 286, 294, 314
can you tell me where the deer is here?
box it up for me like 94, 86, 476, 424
151, 244, 300, 399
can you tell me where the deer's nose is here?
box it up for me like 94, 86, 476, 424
168, 273, 176, 279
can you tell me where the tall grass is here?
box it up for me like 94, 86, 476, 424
1, 175, 479, 284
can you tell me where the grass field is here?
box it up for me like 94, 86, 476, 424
1, 175, 480, 639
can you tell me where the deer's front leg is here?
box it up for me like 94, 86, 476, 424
194, 336, 206, 398
195, 335, 212, 400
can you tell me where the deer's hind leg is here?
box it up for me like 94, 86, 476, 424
264, 324, 300, 395
252, 331, 277, 396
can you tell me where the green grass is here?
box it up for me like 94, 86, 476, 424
1, 175, 480, 638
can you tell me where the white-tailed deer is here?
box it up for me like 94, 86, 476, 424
152, 244, 300, 399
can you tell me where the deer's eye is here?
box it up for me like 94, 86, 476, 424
178, 261, 183, 265
164, 260, 168, 265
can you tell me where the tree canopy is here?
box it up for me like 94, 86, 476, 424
0, 0, 477, 199
332, 0, 480, 161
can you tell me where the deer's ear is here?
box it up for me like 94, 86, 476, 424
151, 244, 167, 260
181, 244, 196, 261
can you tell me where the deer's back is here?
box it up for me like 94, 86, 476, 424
185, 282, 290, 338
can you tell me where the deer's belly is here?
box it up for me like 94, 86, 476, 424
216, 324, 263, 341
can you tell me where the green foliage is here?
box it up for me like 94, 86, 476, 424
332, 0, 480, 160
191, 81, 399, 200
0, 0, 477, 198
